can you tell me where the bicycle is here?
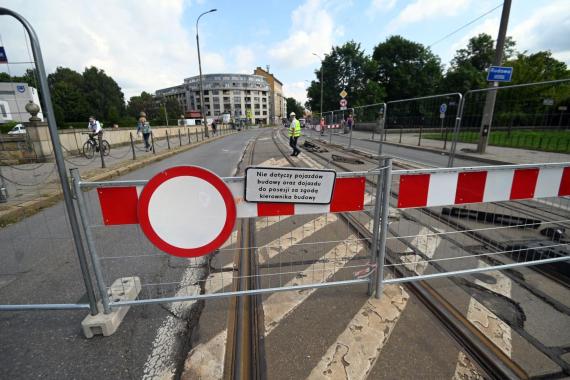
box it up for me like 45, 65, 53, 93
81, 132, 110, 159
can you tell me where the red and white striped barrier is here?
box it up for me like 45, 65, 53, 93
397, 165, 570, 209
96, 176, 366, 226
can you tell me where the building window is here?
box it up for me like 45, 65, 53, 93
254, 97, 259, 102
212, 90, 219, 95
203, 90, 209, 95
254, 104, 260, 109
233, 97, 241, 103
263, 111, 267, 115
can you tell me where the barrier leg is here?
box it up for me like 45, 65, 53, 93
166, 130, 171, 149
375, 157, 392, 299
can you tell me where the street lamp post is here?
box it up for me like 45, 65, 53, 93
196, 8, 217, 138
312, 53, 324, 119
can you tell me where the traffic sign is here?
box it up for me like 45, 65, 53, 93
137, 166, 236, 258
543, 98, 554, 106
245, 167, 336, 204
339, 90, 348, 98
440, 113, 445, 119
340, 106, 347, 110
487, 66, 513, 82
559, 106, 568, 111
340, 99, 347, 107
439, 103, 447, 114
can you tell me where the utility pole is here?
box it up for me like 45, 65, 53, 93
477, 0, 512, 153
196, 9, 217, 138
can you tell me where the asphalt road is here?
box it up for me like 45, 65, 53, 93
303, 128, 485, 168
0, 129, 262, 379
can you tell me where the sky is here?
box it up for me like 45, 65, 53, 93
1, 0, 569, 106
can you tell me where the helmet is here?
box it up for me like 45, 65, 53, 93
290, 112, 296, 116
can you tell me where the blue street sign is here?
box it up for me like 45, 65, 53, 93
0, 47, 7, 63
487, 66, 513, 82
439, 103, 447, 113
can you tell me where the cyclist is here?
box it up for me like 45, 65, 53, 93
87, 116, 103, 150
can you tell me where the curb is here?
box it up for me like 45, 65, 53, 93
357, 137, 513, 165
0, 132, 238, 227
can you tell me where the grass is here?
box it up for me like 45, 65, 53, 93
424, 129, 570, 153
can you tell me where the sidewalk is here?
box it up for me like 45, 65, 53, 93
349, 129, 570, 165
0, 127, 237, 225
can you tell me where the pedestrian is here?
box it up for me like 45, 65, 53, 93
87, 115, 103, 149
211, 119, 217, 136
346, 114, 354, 134
319, 117, 325, 136
289, 111, 301, 156
137, 115, 152, 151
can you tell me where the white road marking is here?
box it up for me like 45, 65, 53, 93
309, 227, 441, 379
183, 214, 338, 378
142, 257, 207, 380
453, 264, 512, 379
143, 144, 287, 379
263, 234, 361, 335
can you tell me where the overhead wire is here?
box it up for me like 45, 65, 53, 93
428, 3, 504, 48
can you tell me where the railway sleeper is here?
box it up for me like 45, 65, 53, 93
442, 207, 542, 229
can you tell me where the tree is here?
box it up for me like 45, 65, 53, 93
372, 36, 442, 100
48, 67, 90, 124
82, 66, 125, 121
440, 33, 516, 93
285, 97, 304, 118
127, 91, 159, 120
163, 98, 183, 121
306, 41, 385, 112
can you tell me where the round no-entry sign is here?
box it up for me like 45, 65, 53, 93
137, 166, 236, 258
340, 98, 347, 107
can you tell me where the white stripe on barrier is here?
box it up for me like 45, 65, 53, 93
483, 170, 514, 203
535, 167, 563, 198
427, 172, 458, 206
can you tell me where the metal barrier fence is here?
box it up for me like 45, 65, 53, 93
73, 169, 384, 310
71, 159, 570, 313
383, 162, 570, 288
448, 79, 570, 166
317, 79, 570, 168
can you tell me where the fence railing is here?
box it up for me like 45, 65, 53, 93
315, 79, 570, 166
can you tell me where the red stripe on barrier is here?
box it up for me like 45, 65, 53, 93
510, 168, 539, 200
257, 202, 295, 217
559, 167, 570, 196
455, 171, 487, 204
398, 174, 430, 208
330, 177, 365, 212
97, 186, 139, 225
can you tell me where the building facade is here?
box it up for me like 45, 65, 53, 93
156, 73, 272, 124
253, 67, 286, 124
0, 82, 43, 124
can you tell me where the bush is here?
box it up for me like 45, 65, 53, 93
0, 121, 20, 134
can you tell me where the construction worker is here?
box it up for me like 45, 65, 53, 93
288, 112, 301, 156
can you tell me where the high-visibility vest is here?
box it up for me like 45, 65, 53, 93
289, 119, 301, 137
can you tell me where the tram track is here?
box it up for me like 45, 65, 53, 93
271, 128, 527, 380
292, 128, 570, 378
223, 137, 266, 380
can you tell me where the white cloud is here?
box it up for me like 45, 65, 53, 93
368, 0, 397, 17
231, 46, 256, 74
268, 0, 334, 69
388, 0, 471, 31
0, 0, 220, 99
511, 0, 570, 64
283, 81, 308, 106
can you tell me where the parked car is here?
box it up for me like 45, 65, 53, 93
7, 124, 26, 135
